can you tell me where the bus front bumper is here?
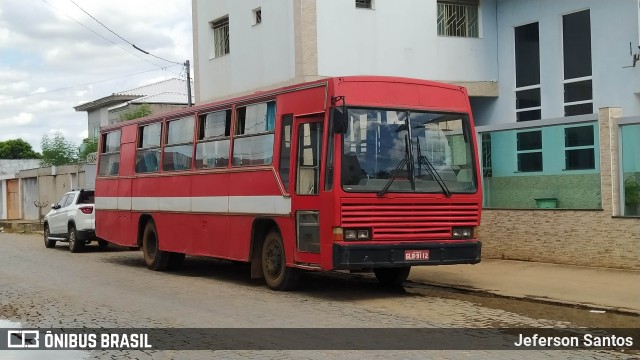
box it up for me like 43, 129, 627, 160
332, 241, 481, 270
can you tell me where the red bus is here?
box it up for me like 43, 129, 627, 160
95, 76, 482, 290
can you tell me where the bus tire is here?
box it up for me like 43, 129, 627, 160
97, 239, 109, 248
142, 221, 169, 271
261, 230, 299, 291
373, 267, 411, 287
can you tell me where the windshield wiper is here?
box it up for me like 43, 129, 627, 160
378, 134, 413, 197
416, 137, 452, 197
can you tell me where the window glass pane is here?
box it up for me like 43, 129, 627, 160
517, 152, 542, 172
232, 133, 274, 166
139, 123, 161, 148
56, 195, 68, 208
279, 115, 293, 189
163, 145, 193, 171
566, 149, 595, 170
213, 17, 230, 57
565, 103, 593, 116
517, 131, 542, 150
563, 10, 592, 79
195, 140, 230, 169
515, 22, 540, 88
296, 122, 323, 195
516, 88, 541, 109
355, 0, 372, 8
103, 131, 121, 153
199, 110, 231, 139
565, 126, 594, 147
64, 194, 76, 207
236, 102, 276, 135
167, 117, 194, 145
135, 149, 160, 173
516, 109, 541, 122
98, 153, 120, 176
564, 80, 592, 103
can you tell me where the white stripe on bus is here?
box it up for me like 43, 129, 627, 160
96, 196, 292, 215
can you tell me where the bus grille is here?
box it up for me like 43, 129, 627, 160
340, 200, 480, 241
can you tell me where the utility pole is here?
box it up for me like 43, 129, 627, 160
185, 60, 193, 107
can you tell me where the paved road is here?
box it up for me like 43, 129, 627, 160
0, 232, 634, 359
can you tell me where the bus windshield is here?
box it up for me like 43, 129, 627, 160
341, 108, 477, 194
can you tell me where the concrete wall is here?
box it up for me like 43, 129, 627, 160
193, 0, 297, 102
18, 165, 93, 221
479, 108, 639, 269
486, 0, 640, 125
0, 160, 40, 176
315, 0, 498, 83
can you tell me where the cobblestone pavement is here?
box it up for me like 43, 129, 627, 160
0, 233, 636, 359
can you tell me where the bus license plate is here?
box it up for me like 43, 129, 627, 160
404, 250, 429, 261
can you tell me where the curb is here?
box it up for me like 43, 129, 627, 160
404, 279, 640, 316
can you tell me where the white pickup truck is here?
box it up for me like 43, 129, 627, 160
43, 189, 107, 252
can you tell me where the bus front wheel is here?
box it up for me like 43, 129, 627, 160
261, 230, 299, 291
142, 221, 169, 271
373, 267, 411, 287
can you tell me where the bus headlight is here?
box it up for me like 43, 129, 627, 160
452, 227, 473, 239
339, 228, 372, 241
345, 229, 357, 240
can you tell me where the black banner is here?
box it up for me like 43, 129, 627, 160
1, 328, 638, 351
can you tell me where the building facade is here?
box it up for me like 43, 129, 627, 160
192, 0, 640, 268
75, 78, 193, 139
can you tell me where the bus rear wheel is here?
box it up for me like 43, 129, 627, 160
261, 230, 299, 291
373, 267, 411, 287
142, 221, 169, 271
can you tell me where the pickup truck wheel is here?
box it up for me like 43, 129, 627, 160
43, 225, 56, 248
97, 239, 109, 248
68, 225, 84, 253
142, 221, 169, 271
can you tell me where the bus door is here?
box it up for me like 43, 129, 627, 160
291, 115, 324, 264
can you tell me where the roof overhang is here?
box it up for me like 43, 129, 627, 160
74, 94, 141, 112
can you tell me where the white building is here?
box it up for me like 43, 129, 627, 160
192, 0, 640, 124
75, 78, 194, 139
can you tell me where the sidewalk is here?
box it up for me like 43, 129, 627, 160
408, 259, 640, 314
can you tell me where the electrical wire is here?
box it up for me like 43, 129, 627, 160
67, 0, 184, 66
38, 0, 165, 70
1, 65, 181, 101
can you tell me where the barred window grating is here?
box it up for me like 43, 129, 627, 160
211, 16, 230, 57
356, 0, 372, 9
437, 1, 479, 38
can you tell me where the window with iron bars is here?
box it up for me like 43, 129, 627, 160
211, 16, 230, 58
437, 0, 479, 38
355, 0, 372, 9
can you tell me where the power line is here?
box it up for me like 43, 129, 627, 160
1, 65, 181, 101
38, 0, 166, 70
67, 0, 184, 66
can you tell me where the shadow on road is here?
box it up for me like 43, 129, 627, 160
100, 254, 412, 300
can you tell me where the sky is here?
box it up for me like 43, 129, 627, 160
0, 0, 192, 152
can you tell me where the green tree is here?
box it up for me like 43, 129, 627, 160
120, 103, 152, 121
40, 132, 78, 166
78, 137, 98, 163
0, 139, 41, 159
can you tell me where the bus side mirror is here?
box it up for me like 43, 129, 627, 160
332, 107, 347, 134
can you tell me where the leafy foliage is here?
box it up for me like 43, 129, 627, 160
120, 103, 152, 121
78, 137, 98, 162
0, 139, 41, 159
40, 132, 78, 166
624, 178, 640, 205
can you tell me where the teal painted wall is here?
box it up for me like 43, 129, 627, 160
489, 122, 600, 177
482, 122, 602, 209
